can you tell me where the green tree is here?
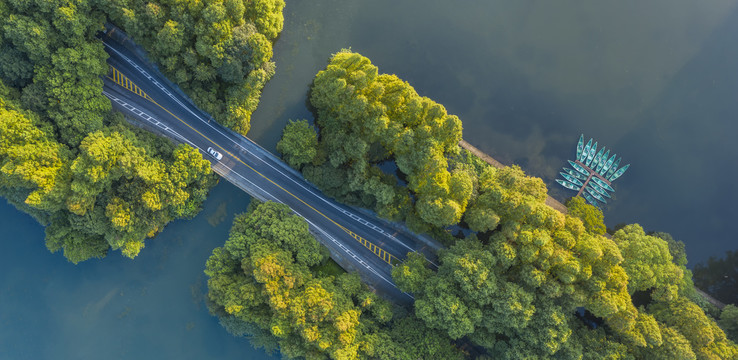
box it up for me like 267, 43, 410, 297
302, 50, 467, 229
206, 200, 462, 359
612, 224, 684, 301
566, 196, 606, 235
277, 119, 318, 169
99, 0, 284, 136
0, 0, 275, 262
719, 305, 738, 343
650, 297, 738, 359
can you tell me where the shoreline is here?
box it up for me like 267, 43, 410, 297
459, 140, 728, 311
459, 139, 569, 214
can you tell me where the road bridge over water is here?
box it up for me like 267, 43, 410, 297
100, 29, 438, 304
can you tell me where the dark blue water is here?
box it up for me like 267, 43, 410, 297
3, 1, 738, 357
252, 0, 738, 265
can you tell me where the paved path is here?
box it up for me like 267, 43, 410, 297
459, 140, 568, 214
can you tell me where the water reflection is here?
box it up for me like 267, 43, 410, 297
3, 1, 738, 357
251, 0, 738, 264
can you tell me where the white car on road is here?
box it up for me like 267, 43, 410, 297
207, 147, 223, 160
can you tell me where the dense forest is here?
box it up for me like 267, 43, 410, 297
205, 200, 464, 360
277, 50, 738, 359
0, 0, 283, 262
286, 50, 466, 233
99, 0, 285, 134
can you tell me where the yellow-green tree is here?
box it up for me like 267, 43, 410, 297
302, 50, 466, 229
206, 200, 463, 359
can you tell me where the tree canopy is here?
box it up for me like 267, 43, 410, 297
280, 50, 738, 359
0, 89, 215, 262
566, 196, 606, 235
99, 0, 284, 134
291, 50, 466, 230
205, 200, 463, 360
0, 0, 285, 262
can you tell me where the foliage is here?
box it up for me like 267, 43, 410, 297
0, 99, 216, 262
0, 0, 284, 262
612, 224, 685, 301
99, 0, 284, 134
280, 50, 738, 358
651, 231, 688, 267
719, 305, 738, 343
302, 50, 465, 230
395, 218, 738, 358
649, 297, 738, 359
277, 119, 318, 169
205, 200, 463, 359
566, 196, 606, 235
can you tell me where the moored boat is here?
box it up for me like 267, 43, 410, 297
560, 172, 584, 187
576, 134, 584, 160
605, 157, 621, 179
591, 176, 615, 192
583, 193, 599, 207
585, 186, 607, 204
601, 154, 617, 175
595, 150, 610, 173
609, 164, 630, 181
585, 142, 597, 166
587, 182, 611, 198
564, 168, 588, 181
592, 148, 605, 170
568, 160, 590, 176
556, 179, 581, 191
580, 139, 593, 162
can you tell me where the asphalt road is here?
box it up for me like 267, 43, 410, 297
100, 34, 437, 304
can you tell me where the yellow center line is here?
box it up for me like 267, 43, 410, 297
107, 65, 399, 265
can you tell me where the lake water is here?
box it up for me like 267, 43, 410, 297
0, 183, 272, 359
2, 0, 737, 358
251, 0, 738, 265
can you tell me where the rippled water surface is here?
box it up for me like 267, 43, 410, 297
3, 1, 738, 358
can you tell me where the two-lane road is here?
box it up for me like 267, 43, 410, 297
100, 33, 436, 303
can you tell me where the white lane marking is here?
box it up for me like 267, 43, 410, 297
104, 87, 411, 297
104, 41, 434, 266
215, 161, 412, 300
103, 91, 195, 148
106, 44, 413, 244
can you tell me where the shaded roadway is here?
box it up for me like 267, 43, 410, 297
100, 33, 439, 304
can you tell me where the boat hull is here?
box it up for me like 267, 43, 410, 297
585, 142, 597, 166
560, 172, 584, 187
609, 164, 630, 181
585, 186, 607, 204
591, 176, 614, 192
581, 139, 593, 162
587, 182, 611, 198
583, 193, 599, 207
556, 179, 581, 191
568, 160, 591, 176
576, 134, 584, 160
564, 168, 588, 181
